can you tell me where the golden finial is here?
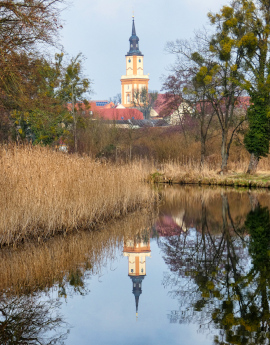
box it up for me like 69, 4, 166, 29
132, 10, 134, 19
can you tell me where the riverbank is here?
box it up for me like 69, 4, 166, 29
0, 145, 156, 247
149, 162, 270, 188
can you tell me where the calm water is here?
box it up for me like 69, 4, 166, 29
1, 186, 270, 344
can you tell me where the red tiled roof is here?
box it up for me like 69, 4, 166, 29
97, 108, 144, 120
66, 100, 114, 113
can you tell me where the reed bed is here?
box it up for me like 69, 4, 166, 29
0, 208, 155, 296
0, 145, 155, 246
150, 157, 270, 187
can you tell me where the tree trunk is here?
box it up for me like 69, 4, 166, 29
246, 153, 259, 174
220, 130, 228, 174
200, 136, 206, 168
74, 121, 77, 153
248, 192, 259, 211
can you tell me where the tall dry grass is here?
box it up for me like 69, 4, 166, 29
156, 153, 270, 183
0, 144, 155, 246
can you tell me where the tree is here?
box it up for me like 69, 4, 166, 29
132, 87, 158, 120
58, 53, 92, 152
109, 93, 121, 106
166, 35, 246, 173
162, 63, 216, 166
0, 1, 63, 54
0, 0, 64, 110
10, 53, 71, 145
208, 0, 270, 174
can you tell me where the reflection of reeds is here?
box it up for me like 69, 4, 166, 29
0, 145, 155, 246
0, 208, 156, 296
159, 186, 270, 234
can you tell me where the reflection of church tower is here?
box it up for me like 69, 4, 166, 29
123, 236, 151, 318
120, 16, 149, 107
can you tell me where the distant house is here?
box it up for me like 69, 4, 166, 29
151, 93, 251, 124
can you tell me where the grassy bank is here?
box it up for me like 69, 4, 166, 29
0, 145, 155, 246
149, 160, 270, 188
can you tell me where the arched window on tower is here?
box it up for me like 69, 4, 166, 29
127, 94, 130, 103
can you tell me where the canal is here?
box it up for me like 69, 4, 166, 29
1, 186, 270, 345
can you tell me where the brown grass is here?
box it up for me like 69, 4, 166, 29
0, 144, 155, 246
149, 156, 270, 187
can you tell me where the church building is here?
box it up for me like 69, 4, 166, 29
120, 17, 149, 108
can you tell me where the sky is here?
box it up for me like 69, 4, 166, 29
59, 0, 229, 101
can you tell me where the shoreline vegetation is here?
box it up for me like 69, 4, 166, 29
0, 145, 156, 247
149, 159, 270, 188
2, 143, 270, 249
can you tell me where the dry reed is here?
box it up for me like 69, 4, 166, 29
0, 144, 155, 246
150, 156, 270, 187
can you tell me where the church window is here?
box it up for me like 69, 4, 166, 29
127, 94, 130, 103
131, 269, 134, 273
128, 85, 129, 90
128, 58, 131, 63
141, 268, 144, 273
139, 59, 141, 63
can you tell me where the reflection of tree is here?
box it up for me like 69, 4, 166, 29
0, 294, 69, 344
161, 192, 270, 344
58, 267, 90, 298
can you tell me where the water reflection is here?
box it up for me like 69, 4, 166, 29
2, 187, 270, 344
0, 295, 68, 345
123, 231, 151, 318
0, 209, 155, 344
159, 187, 270, 344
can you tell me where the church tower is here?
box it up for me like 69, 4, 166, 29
121, 17, 149, 108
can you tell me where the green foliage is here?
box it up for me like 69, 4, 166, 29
8, 53, 72, 145
245, 205, 270, 268
58, 53, 92, 151
244, 96, 270, 158
209, 0, 270, 164
58, 53, 91, 105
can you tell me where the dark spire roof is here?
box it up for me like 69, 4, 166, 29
127, 17, 143, 56
130, 275, 145, 315
132, 17, 136, 36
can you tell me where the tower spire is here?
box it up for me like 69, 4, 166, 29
127, 16, 142, 56
132, 15, 136, 36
